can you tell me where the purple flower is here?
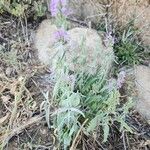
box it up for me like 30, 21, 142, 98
54, 28, 69, 42
117, 71, 126, 89
50, 0, 71, 17
50, 0, 59, 16
61, 0, 72, 16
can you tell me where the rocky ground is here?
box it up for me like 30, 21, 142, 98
0, 1, 150, 150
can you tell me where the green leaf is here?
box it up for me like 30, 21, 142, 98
87, 116, 99, 132
63, 132, 72, 149
118, 118, 132, 133
70, 93, 80, 107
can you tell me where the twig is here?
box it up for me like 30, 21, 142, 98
125, 132, 131, 150
67, 18, 88, 27
122, 131, 127, 150
70, 119, 88, 150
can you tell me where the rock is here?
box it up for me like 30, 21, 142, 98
64, 27, 114, 74
134, 65, 150, 120
34, 19, 114, 74
34, 20, 58, 65
69, 0, 105, 24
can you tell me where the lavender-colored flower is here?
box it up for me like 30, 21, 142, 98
50, 0, 70, 17
117, 71, 126, 89
54, 28, 69, 42
61, 0, 72, 16
50, 0, 59, 16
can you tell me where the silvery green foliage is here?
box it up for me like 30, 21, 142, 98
47, 48, 133, 149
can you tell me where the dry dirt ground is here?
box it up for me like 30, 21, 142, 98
0, 5, 150, 150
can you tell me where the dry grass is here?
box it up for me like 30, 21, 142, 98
0, 13, 54, 149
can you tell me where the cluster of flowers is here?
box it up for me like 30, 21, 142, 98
50, 0, 70, 42
54, 28, 69, 42
50, 0, 70, 17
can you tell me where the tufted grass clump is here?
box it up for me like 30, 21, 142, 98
114, 25, 145, 66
